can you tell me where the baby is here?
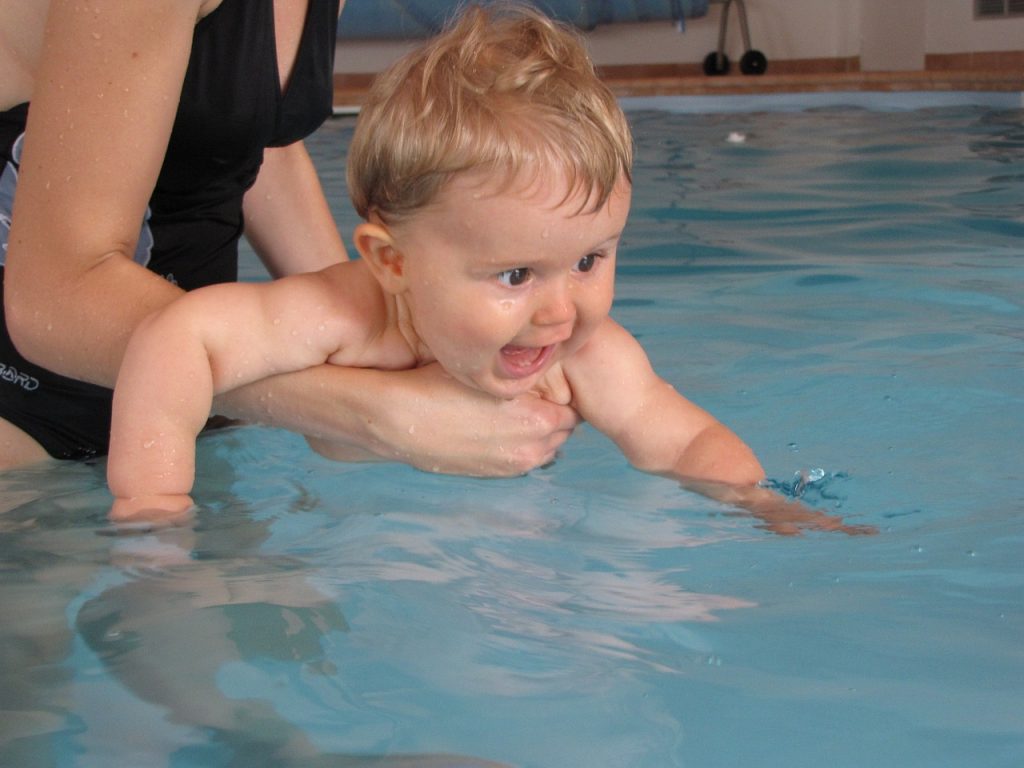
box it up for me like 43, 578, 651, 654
109, 5, 863, 533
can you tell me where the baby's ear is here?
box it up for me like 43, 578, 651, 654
353, 222, 406, 294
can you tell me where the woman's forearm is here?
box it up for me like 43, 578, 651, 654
214, 362, 580, 477
243, 141, 349, 277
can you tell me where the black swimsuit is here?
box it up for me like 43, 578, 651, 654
0, 0, 339, 459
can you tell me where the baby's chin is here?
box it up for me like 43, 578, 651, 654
457, 368, 549, 401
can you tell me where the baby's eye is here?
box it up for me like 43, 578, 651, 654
575, 253, 600, 273
497, 267, 531, 287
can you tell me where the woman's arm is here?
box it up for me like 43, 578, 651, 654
4, 0, 212, 387
243, 140, 349, 277
215, 362, 581, 476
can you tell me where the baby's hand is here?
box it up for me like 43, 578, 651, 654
110, 494, 197, 528
685, 481, 877, 537
746, 496, 877, 537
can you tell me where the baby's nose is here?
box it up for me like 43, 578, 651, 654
532, 282, 575, 327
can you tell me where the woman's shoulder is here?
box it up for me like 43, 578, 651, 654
0, 0, 48, 109
0, 0, 227, 111
198, 0, 227, 21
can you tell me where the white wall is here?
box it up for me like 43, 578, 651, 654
926, 1, 1024, 53
859, 0, 927, 71
334, 0, 1024, 73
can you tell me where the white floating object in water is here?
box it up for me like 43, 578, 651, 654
726, 131, 747, 144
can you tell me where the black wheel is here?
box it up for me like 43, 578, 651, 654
740, 49, 768, 75
703, 51, 730, 76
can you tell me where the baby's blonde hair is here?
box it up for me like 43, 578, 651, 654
347, 3, 633, 221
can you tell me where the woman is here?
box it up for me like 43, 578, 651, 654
0, 0, 577, 474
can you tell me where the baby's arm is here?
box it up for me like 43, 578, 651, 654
567, 319, 764, 485
566, 321, 874, 535
107, 267, 370, 521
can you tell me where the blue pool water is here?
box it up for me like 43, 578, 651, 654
1, 100, 1022, 767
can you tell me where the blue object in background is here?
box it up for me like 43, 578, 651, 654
337, 0, 710, 39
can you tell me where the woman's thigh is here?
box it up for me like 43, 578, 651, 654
0, 415, 52, 469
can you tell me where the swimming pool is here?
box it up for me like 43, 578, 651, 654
1, 97, 1022, 767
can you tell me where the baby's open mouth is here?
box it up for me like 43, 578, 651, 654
499, 344, 554, 378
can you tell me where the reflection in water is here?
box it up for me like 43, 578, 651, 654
285, 470, 758, 706
77, 525, 346, 763
0, 435, 759, 765
970, 110, 1024, 164
0, 447, 512, 766
0, 462, 108, 766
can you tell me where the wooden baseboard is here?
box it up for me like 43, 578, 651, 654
926, 50, 1024, 71
334, 52, 1024, 108
596, 56, 862, 80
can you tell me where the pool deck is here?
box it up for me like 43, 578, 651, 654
598, 67, 1024, 99
333, 59, 1024, 112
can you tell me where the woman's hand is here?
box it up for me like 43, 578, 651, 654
217, 361, 580, 477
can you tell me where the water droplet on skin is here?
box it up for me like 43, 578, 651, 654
272, 318, 281, 325
408, 425, 415, 434
143, 440, 155, 449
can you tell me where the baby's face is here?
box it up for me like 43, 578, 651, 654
389, 170, 631, 399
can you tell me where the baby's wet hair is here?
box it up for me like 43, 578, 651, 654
348, 3, 634, 222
